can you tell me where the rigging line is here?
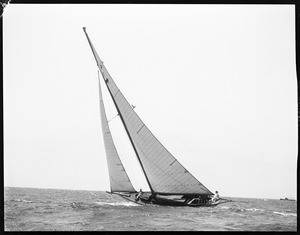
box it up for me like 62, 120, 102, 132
107, 113, 119, 123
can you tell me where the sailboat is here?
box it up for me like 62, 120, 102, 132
83, 27, 230, 207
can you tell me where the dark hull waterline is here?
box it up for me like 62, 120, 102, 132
109, 192, 230, 207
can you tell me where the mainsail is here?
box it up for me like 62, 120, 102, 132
83, 28, 213, 196
97, 71, 136, 193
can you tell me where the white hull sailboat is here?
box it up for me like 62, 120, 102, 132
83, 28, 230, 207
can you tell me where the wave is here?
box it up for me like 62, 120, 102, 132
221, 205, 296, 217
95, 201, 140, 207
245, 208, 265, 212
10, 199, 34, 203
22, 200, 34, 203
69, 201, 140, 210
70, 202, 89, 210
220, 206, 245, 212
273, 211, 297, 217
221, 206, 265, 213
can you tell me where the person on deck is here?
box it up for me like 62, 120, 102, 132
135, 188, 143, 202
210, 191, 220, 202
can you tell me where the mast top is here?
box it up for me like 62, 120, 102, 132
82, 27, 104, 69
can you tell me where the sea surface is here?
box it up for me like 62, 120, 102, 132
4, 187, 297, 231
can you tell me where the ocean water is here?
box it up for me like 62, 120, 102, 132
4, 187, 297, 231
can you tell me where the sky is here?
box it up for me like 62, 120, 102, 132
3, 4, 297, 200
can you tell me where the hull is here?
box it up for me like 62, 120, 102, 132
280, 198, 295, 201
108, 192, 230, 207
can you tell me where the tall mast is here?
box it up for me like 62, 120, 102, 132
83, 27, 155, 195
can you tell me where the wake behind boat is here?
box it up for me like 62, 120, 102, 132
83, 27, 230, 207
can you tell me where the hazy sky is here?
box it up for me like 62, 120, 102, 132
4, 4, 297, 199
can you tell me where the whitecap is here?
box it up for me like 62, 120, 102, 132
245, 208, 265, 212
10, 198, 34, 203
11, 198, 22, 202
273, 211, 297, 217
95, 201, 140, 207
22, 199, 34, 203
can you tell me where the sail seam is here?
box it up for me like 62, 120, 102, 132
114, 90, 120, 97
136, 124, 145, 134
